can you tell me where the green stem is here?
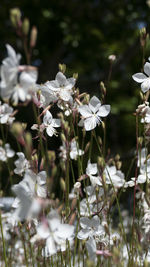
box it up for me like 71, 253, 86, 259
0, 211, 8, 267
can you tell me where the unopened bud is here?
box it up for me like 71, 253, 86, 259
10, 8, 21, 28
61, 133, 66, 143
101, 121, 105, 129
100, 81, 106, 95
74, 182, 81, 193
138, 137, 143, 146
83, 94, 90, 104
25, 132, 32, 147
97, 156, 105, 168
116, 161, 122, 170
108, 54, 116, 61
73, 73, 78, 79
98, 136, 102, 146
85, 142, 90, 153
115, 154, 120, 161
11, 122, 25, 136
52, 166, 57, 177
147, 0, 150, 8
30, 26, 37, 48
47, 151, 56, 161
58, 64, 66, 73
140, 27, 147, 47
60, 178, 66, 192
0, 140, 3, 146
22, 18, 30, 35
139, 91, 144, 100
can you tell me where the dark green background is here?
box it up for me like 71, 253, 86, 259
0, 0, 149, 156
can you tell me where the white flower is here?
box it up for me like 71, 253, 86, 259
0, 44, 38, 104
85, 185, 104, 204
0, 143, 15, 162
70, 139, 84, 160
0, 44, 21, 89
12, 170, 47, 221
104, 165, 125, 188
78, 96, 110, 131
138, 148, 147, 168
11, 70, 38, 105
44, 72, 76, 102
31, 210, 74, 256
43, 110, 61, 137
0, 102, 15, 124
77, 216, 104, 240
14, 152, 30, 176
36, 82, 58, 107
86, 160, 102, 186
86, 237, 97, 262
59, 139, 84, 161
141, 107, 150, 123
132, 61, 150, 93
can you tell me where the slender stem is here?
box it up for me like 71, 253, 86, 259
0, 211, 8, 267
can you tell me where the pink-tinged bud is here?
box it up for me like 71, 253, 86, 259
22, 18, 30, 35
10, 8, 21, 28
30, 26, 37, 48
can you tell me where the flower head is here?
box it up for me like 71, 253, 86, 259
132, 61, 150, 93
41, 72, 76, 103
78, 96, 110, 131
43, 110, 61, 137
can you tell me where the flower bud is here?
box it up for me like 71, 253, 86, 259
52, 166, 57, 177
30, 26, 37, 48
115, 154, 120, 161
101, 121, 105, 130
108, 54, 116, 61
58, 64, 66, 73
47, 150, 56, 162
73, 73, 78, 79
60, 178, 66, 191
10, 122, 25, 137
61, 133, 66, 143
140, 27, 147, 47
138, 137, 143, 146
74, 182, 81, 193
97, 156, 105, 168
22, 18, 30, 36
10, 8, 21, 28
100, 81, 106, 95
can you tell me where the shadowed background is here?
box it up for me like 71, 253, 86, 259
0, 0, 150, 157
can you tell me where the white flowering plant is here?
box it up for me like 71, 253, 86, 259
1, 8, 150, 267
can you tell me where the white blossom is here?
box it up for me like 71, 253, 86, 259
43, 110, 61, 137
31, 210, 74, 256
70, 139, 84, 160
104, 165, 125, 188
12, 170, 47, 221
0, 102, 15, 124
40, 72, 76, 104
78, 96, 110, 131
86, 160, 102, 186
132, 61, 150, 93
14, 152, 30, 176
77, 216, 104, 240
0, 44, 38, 104
0, 143, 15, 162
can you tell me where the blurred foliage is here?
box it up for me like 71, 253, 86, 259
0, 0, 150, 155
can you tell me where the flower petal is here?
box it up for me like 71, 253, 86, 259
78, 105, 92, 118
144, 62, 150, 76
132, 73, 147, 83
141, 79, 150, 93
97, 105, 110, 117
84, 116, 97, 131
56, 72, 67, 86
89, 96, 101, 113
